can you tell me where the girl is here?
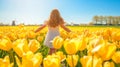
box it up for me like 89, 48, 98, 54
35, 9, 71, 54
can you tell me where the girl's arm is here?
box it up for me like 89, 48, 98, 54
60, 24, 71, 32
35, 24, 46, 33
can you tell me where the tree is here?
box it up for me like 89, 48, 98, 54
93, 15, 99, 24
108, 16, 113, 25
113, 17, 119, 25
92, 16, 120, 25
104, 16, 108, 25
99, 16, 104, 25
119, 16, 120, 24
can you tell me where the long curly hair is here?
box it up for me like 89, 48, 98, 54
47, 9, 64, 27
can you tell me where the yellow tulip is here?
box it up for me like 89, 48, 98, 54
112, 51, 120, 63
37, 36, 44, 42
53, 36, 63, 49
64, 38, 79, 55
66, 55, 79, 67
18, 33, 27, 39
80, 56, 102, 67
60, 31, 68, 39
112, 31, 120, 41
97, 42, 116, 61
82, 29, 91, 37
103, 61, 115, 67
0, 36, 12, 51
15, 51, 43, 67
89, 36, 104, 47
102, 29, 112, 40
43, 55, 60, 67
18, 23, 24, 28
22, 51, 34, 67
23, 51, 42, 67
32, 52, 43, 67
88, 36, 116, 60
91, 39, 116, 61
55, 51, 66, 61
80, 56, 91, 67
68, 32, 78, 38
0, 32, 3, 38
29, 39, 40, 53
13, 39, 29, 57
6, 32, 17, 41
0, 56, 13, 67
79, 37, 88, 51
87, 36, 105, 55
27, 31, 36, 39
92, 56, 102, 67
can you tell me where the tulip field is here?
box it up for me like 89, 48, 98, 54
0, 25, 120, 67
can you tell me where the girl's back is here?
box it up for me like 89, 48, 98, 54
44, 26, 60, 48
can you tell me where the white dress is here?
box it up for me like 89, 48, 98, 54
44, 26, 60, 48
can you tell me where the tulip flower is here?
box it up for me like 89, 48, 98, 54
89, 36, 104, 48
68, 32, 78, 38
102, 29, 112, 40
37, 36, 44, 42
43, 54, 60, 67
66, 55, 79, 67
15, 51, 43, 67
99, 43, 116, 61
13, 39, 29, 57
0, 56, 13, 67
80, 56, 91, 67
112, 31, 120, 41
27, 31, 37, 39
29, 39, 40, 53
91, 41, 116, 61
53, 36, 63, 49
6, 32, 17, 41
87, 36, 104, 55
60, 31, 68, 39
19, 33, 26, 38
0, 33, 3, 38
0, 36, 12, 51
103, 61, 114, 67
112, 51, 120, 63
55, 51, 66, 61
79, 37, 88, 51
64, 38, 79, 55
80, 56, 102, 67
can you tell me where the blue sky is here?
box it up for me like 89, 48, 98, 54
0, 0, 120, 25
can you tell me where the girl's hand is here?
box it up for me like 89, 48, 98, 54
60, 24, 71, 32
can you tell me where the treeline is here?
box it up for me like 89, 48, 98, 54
92, 16, 120, 25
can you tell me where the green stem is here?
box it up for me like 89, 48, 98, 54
67, 62, 69, 67
8, 50, 14, 63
